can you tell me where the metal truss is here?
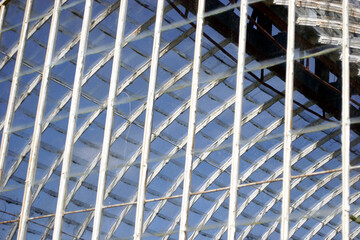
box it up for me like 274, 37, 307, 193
0, 0, 359, 239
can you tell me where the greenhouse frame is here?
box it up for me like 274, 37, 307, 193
0, 0, 360, 239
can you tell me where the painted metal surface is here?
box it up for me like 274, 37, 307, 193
0, 0, 357, 239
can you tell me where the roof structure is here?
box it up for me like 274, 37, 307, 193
0, 0, 359, 239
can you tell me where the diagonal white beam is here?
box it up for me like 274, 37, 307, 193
42, 24, 194, 240
0, 0, 120, 193
228, 0, 248, 238
0, 0, 33, 186
17, 0, 62, 239
303, 174, 360, 239
98, 44, 236, 240
257, 136, 360, 239
0, 0, 70, 75
326, 186, 360, 239
205, 103, 318, 240
134, 0, 165, 239
179, 0, 206, 238
52, 0, 93, 239
91, 0, 128, 239
0, 3, 7, 45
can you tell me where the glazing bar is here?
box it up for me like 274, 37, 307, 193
17, 0, 62, 239
0, 0, 33, 185
91, 0, 128, 239
281, 0, 296, 238
0, 0, 10, 8
341, 0, 350, 238
0, 3, 7, 45
227, 0, 248, 239
133, 0, 165, 239
179, 0, 206, 239
52, 0, 93, 239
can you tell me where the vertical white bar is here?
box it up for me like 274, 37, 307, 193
341, 0, 350, 238
133, 0, 165, 239
0, 0, 33, 185
0, 4, 7, 45
17, 0, 62, 239
281, 0, 296, 239
227, 0, 248, 239
91, 1, 128, 239
52, 0, 93, 239
179, 0, 206, 239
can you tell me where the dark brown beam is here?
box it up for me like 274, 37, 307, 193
178, 0, 360, 134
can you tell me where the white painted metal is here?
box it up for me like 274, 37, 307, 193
91, 0, 128, 239
0, 0, 33, 185
0, 1, 146, 202
0, 0, 359, 239
134, 0, 165, 239
0, 0, 69, 75
228, 0, 248, 238
305, 174, 360, 240
195, 100, 289, 240
281, 0, 296, 238
52, 0, 93, 239
260, 139, 360, 240
296, 17, 360, 34
153, 75, 281, 240
17, 0, 62, 239
98, 41, 237, 240
214, 103, 318, 239
0, 4, 6, 45
56, 25, 195, 240
179, 0, 206, 239
341, 0, 350, 238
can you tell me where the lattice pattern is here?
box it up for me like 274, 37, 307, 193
0, 0, 359, 239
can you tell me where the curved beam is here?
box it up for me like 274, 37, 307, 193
257, 138, 360, 239
72, 38, 232, 240
301, 177, 360, 239
4, 4, 165, 239
303, 174, 360, 239
0, 0, 69, 74
39, 11, 186, 240
108, 71, 272, 240
0, 0, 122, 191
202, 103, 319, 239
166, 94, 303, 240
0, 0, 33, 186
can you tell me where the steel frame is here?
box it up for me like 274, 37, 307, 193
0, 0, 358, 239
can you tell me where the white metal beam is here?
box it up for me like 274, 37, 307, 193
0, 0, 118, 193
228, 0, 248, 238
59, 27, 198, 240
52, 0, 93, 239
91, 0, 128, 239
281, 0, 296, 238
341, 0, 350, 238
134, 0, 165, 239
0, 3, 7, 45
0, 0, 33, 186
17, 0, 61, 239
179, 0, 206, 238
0, 0, 70, 74
213, 103, 318, 239
1, 0, 31, 234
